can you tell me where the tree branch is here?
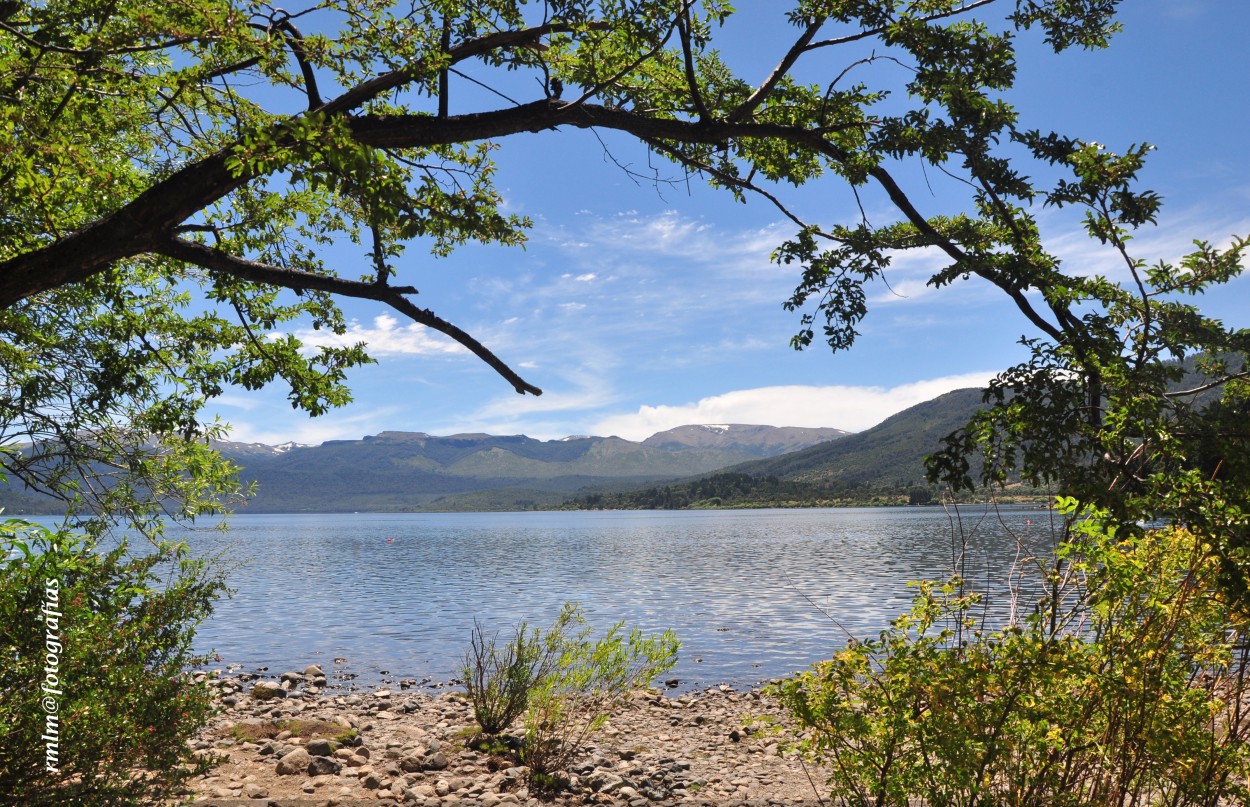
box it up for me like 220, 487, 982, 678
0, 98, 862, 311
1165, 371, 1250, 399
729, 17, 824, 123
861, 162, 1067, 345
803, 0, 998, 51
154, 236, 542, 396
316, 22, 607, 116
275, 18, 323, 110
676, 2, 710, 123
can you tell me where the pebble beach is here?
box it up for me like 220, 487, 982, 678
175, 664, 828, 807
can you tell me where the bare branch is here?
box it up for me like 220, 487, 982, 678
154, 236, 542, 396
643, 137, 810, 231
318, 22, 608, 116
676, 2, 710, 123
804, 0, 998, 51
729, 17, 824, 123
439, 14, 452, 118
861, 163, 1066, 344
275, 18, 323, 110
1165, 371, 1250, 399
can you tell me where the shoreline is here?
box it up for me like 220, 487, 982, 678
176, 665, 827, 807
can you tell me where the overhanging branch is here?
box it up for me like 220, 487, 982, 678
156, 236, 542, 396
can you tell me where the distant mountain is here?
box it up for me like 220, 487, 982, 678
641, 424, 849, 456
731, 387, 988, 488
566, 388, 991, 510
215, 425, 846, 512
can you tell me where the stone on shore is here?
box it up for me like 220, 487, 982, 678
249, 680, 284, 700
273, 747, 308, 775
175, 667, 828, 806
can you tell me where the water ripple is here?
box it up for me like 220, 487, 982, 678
173, 507, 1055, 689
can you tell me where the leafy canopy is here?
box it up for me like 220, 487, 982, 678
0, 0, 1245, 560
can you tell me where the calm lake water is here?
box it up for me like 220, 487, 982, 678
157, 506, 1058, 690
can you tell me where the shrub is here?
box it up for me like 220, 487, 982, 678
462, 608, 571, 735
0, 517, 229, 806
776, 500, 1250, 807
519, 604, 679, 794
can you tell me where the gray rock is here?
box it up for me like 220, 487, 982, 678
399, 754, 425, 773
275, 747, 310, 775
242, 782, 269, 799
587, 770, 624, 793
250, 681, 285, 700
303, 663, 324, 676
306, 738, 334, 757
307, 755, 342, 776
422, 750, 449, 771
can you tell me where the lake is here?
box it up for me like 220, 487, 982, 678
159, 505, 1057, 690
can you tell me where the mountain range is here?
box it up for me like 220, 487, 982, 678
0, 391, 992, 515
565, 388, 991, 509
216, 424, 850, 513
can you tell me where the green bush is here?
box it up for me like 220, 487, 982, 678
462, 609, 570, 735
519, 604, 679, 794
0, 517, 229, 806
777, 500, 1250, 807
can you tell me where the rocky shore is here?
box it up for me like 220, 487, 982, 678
175, 664, 828, 807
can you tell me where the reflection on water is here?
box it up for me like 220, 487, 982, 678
165, 506, 1060, 689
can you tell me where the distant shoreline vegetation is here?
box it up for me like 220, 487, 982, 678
2, 474, 1047, 517
559, 472, 1047, 511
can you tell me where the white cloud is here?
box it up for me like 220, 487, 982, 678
589, 373, 997, 440
210, 394, 263, 412
864, 209, 1250, 308
467, 374, 620, 423
220, 406, 406, 446
546, 210, 790, 277
290, 314, 466, 357
1045, 209, 1250, 282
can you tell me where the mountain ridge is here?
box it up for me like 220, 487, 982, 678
212, 424, 848, 513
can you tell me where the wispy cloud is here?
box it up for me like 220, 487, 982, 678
589, 373, 997, 440
434, 371, 623, 438
455, 210, 805, 374
545, 209, 790, 277
289, 314, 467, 357
861, 207, 1250, 308
220, 405, 406, 446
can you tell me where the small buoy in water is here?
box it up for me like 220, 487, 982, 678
386, 537, 395, 543
1026, 519, 1032, 525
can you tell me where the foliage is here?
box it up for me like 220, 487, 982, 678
462, 610, 571, 735
1, 3, 1243, 803
0, 517, 229, 806
4, 0, 1219, 528
569, 471, 935, 510
776, 502, 1250, 806
517, 604, 679, 794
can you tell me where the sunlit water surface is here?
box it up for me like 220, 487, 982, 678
150, 506, 1059, 690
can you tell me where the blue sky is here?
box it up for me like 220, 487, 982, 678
211, 0, 1250, 445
